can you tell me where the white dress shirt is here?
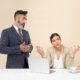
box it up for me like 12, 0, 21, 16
13, 25, 23, 35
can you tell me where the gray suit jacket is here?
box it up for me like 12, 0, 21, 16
0, 26, 33, 68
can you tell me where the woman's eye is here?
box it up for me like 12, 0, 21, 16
53, 40, 55, 42
57, 38, 59, 40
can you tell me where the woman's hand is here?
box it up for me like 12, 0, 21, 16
76, 65, 80, 70
36, 46, 45, 58
71, 45, 80, 58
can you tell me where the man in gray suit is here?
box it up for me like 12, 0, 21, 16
0, 10, 33, 68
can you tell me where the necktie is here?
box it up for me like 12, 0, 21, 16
18, 28, 24, 43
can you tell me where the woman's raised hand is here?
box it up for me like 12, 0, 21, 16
71, 45, 80, 58
36, 46, 45, 58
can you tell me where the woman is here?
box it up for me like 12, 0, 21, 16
36, 33, 79, 69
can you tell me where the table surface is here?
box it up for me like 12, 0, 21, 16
0, 69, 79, 80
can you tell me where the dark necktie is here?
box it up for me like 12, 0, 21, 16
18, 28, 24, 43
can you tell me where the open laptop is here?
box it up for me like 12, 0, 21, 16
28, 58, 50, 74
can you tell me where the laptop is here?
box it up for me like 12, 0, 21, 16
28, 58, 50, 74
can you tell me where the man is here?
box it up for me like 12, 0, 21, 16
0, 10, 33, 68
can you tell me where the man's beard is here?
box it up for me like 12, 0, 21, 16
20, 23, 25, 29
21, 23, 25, 28
17, 21, 25, 29
19, 23, 25, 30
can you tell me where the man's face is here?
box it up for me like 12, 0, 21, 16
16, 14, 27, 28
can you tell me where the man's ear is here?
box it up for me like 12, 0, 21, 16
16, 15, 20, 23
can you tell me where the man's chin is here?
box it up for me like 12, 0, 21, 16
20, 26, 24, 29
21, 23, 25, 28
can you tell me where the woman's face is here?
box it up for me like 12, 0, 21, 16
51, 36, 61, 48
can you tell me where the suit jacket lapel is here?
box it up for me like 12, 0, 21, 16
11, 26, 21, 42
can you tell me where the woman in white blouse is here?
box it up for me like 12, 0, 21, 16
36, 33, 79, 69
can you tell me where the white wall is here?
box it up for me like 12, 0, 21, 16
0, 0, 80, 68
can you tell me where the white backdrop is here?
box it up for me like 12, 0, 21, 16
0, 0, 80, 68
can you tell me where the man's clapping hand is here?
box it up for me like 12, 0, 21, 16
20, 42, 32, 53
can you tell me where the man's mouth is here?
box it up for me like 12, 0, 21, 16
22, 23, 25, 28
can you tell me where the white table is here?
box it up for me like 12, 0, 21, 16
0, 69, 79, 80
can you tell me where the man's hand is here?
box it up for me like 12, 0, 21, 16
24, 44, 32, 52
20, 42, 26, 52
20, 42, 32, 53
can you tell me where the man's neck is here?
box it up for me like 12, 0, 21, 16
14, 23, 24, 30
14, 23, 21, 28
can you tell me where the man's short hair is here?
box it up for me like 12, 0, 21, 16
14, 10, 28, 18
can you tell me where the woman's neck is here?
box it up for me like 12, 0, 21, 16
55, 45, 62, 52
55, 45, 63, 59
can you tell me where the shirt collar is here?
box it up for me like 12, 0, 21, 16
13, 25, 19, 32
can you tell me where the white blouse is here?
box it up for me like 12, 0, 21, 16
54, 54, 64, 69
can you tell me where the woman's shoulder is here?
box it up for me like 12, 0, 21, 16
47, 46, 55, 53
63, 45, 70, 54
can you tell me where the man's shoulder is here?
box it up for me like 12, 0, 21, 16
3, 26, 12, 32
2, 26, 13, 34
